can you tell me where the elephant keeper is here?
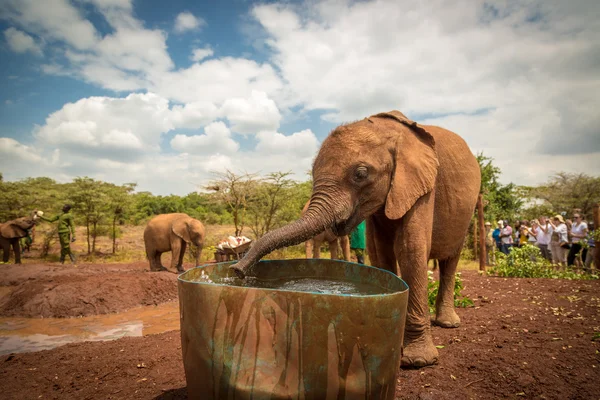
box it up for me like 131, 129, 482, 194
350, 220, 367, 264
39, 204, 76, 264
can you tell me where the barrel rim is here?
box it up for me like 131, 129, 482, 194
177, 259, 409, 297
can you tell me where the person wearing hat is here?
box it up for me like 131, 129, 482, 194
549, 215, 568, 266
484, 221, 495, 266
567, 212, 588, 267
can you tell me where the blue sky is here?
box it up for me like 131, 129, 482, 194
0, 0, 598, 195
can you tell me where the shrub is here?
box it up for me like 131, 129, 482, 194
427, 271, 474, 314
488, 244, 598, 280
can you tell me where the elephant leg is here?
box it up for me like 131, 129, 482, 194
170, 238, 183, 271
149, 251, 167, 272
1, 240, 9, 263
195, 244, 203, 266
329, 240, 339, 260
366, 215, 397, 274
12, 240, 21, 264
177, 241, 187, 273
305, 239, 313, 259
433, 253, 461, 328
395, 194, 438, 368
313, 238, 322, 259
339, 235, 351, 261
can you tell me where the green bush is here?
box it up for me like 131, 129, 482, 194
488, 244, 598, 280
427, 271, 474, 314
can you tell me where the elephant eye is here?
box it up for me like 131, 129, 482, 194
354, 166, 368, 181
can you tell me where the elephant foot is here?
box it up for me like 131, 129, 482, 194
432, 306, 461, 328
176, 265, 185, 273
401, 331, 438, 368
150, 265, 169, 272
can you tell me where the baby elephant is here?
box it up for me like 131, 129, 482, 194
144, 213, 205, 273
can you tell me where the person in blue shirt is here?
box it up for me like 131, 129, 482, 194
492, 220, 503, 253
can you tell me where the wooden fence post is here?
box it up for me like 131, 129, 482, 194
477, 194, 486, 271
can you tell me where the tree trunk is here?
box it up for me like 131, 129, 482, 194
86, 218, 91, 254
472, 218, 478, 261
477, 193, 486, 271
92, 221, 97, 253
112, 217, 116, 254
594, 203, 600, 270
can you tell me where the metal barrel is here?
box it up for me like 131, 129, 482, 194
178, 259, 409, 399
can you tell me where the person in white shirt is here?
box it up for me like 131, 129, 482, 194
567, 213, 588, 267
530, 216, 552, 261
549, 215, 568, 267
500, 220, 513, 254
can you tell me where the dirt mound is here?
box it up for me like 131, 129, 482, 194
0, 271, 599, 399
0, 262, 182, 318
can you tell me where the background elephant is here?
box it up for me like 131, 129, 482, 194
1, 213, 38, 264
302, 200, 351, 260
233, 110, 480, 368
144, 213, 205, 273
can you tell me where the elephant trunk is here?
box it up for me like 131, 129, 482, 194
230, 182, 352, 278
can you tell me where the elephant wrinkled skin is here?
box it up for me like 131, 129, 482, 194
144, 213, 205, 273
232, 110, 481, 368
302, 200, 351, 260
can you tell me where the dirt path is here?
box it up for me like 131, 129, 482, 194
1, 270, 599, 399
0, 262, 193, 318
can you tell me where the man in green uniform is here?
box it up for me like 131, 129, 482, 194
350, 220, 366, 264
40, 204, 76, 264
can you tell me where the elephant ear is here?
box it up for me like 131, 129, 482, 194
1, 221, 26, 239
172, 217, 192, 243
371, 110, 439, 220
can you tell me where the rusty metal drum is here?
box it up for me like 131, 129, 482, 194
178, 259, 409, 399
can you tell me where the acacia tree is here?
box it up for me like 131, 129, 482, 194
106, 183, 136, 253
247, 172, 295, 238
205, 170, 257, 236
69, 177, 111, 254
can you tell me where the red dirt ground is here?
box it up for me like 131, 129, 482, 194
0, 262, 189, 318
1, 268, 599, 399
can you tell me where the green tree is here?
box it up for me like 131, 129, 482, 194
477, 153, 523, 223
205, 170, 258, 236
69, 177, 111, 254
247, 172, 296, 238
106, 183, 137, 253
527, 173, 600, 220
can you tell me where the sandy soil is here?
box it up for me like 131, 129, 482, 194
1, 269, 599, 399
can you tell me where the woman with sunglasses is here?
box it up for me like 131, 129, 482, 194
568, 213, 588, 267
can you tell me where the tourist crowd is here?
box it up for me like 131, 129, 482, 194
485, 210, 595, 270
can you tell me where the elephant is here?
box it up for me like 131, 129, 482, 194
1, 212, 38, 264
143, 213, 205, 273
302, 200, 351, 260
232, 110, 481, 368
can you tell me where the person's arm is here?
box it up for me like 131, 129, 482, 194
39, 214, 59, 223
572, 225, 588, 240
539, 223, 549, 234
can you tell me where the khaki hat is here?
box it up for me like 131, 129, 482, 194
497, 220, 504, 226
553, 214, 565, 223
485, 221, 491, 226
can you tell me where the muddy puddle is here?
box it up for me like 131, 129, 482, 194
0, 301, 179, 356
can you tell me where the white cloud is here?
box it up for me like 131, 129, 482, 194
0, 0, 98, 50
174, 11, 204, 34
4, 27, 42, 55
221, 91, 282, 134
0, 138, 42, 163
170, 121, 239, 155
190, 47, 214, 62
154, 57, 282, 105
34, 93, 174, 159
256, 129, 318, 158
